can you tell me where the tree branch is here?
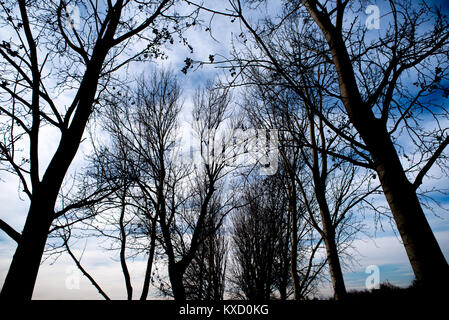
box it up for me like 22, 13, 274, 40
413, 135, 449, 189
0, 219, 22, 243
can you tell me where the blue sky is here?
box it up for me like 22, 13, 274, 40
1, 0, 449, 299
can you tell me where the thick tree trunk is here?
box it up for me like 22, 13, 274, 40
0, 200, 52, 300
370, 126, 449, 287
169, 263, 186, 301
1, 69, 103, 299
352, 103, 449, 289
0, 1, 139, 300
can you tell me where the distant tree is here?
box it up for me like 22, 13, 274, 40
242, 64, 377, 300
98, 69, 184, 300
157, 83, 236, 301
230, 172, 324, 300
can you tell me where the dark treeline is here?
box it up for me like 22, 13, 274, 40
0, 0, 448, 301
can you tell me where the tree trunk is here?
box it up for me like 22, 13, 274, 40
370, 126, 449, 287
279, 286, 287, 301
288, 182, 301, 300
315, 182, 347, 300
119, 191, 133, 300
0, 200, 52, 300
323, 231, 346, 300
169, 263, 186, 301
140, 217, 157, 300
279, 225, 289, 301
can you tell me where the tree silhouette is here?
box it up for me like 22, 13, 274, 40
0, 0, 194, 299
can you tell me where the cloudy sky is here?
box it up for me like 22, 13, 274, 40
1, 0, 449, 299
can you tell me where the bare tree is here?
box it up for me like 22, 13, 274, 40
82, 71, 234, 301
230, 170, 325, 300
92, 69, 184, 300
291, 0, 449, 288
157, 83, 236, 300
46, 112, 160, 300
241, 70, 372, 300
0, 0, 196, 299
188, 0, 449, 289
230, 175, 283, 300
